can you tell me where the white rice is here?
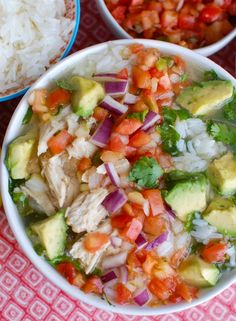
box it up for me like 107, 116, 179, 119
0, 0, 74, 93
174, 118, 227, 172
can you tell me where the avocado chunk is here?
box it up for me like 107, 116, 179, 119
70, 76, 105, 117
179, 255, 220, 288
30, 211, 67, 260
165, 174, 208, 222
6, 134, 36, 180
176, 80, 233, 116
208, 152, 236, 196
203, 196, 236, 237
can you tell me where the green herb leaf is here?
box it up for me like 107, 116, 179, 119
184, 212, 196, 233
159, 123, 181, 156
179, 73, 188, 82
190, 242, 202, 254
22, 107, 33, 125
47, 255, 83, 272
129, 156, 163, 188
12, 192, 34, 216
204, 70, 221, 81
8, 178, 25, 197
207, 120, 236, 145
223, 90, 236, 121
127, 109, 148, 122
92, 151, 102, 166
162, 106, 191, 124
90, 268, 102, 277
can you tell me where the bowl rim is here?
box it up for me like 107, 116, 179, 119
95, 0, 236, 56
0, 0, 81, 103
1, 39, 236, 316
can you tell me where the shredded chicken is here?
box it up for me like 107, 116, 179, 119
67, 137, 97, 160
20, 173, 56, 215
65, 188, 108, 233
70, 220, 112, 274
41, 153, 80, 208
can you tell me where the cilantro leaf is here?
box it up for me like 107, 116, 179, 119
56, 79, 76, 91
207, 120, 236, 145
175, 108, 191, 120
223, 90, 236, 121
204, 70, 221, 81
184, 212, 196, 233
159, 123, 181, 156
22, 107, 33, 125
162, 106, 191, 124
179, 73, 188, 82
129, 156, 163, 188
127, 109, 148, 122
13, 192, 34, 216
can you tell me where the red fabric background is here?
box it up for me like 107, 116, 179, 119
0, 0, 236, 320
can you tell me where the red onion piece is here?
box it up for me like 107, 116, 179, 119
111, 235, 122, 248
145, 231, 168, 250
103, 286, 116, 301
105, 162, 120, 187
104, 81, 128, 98
101, 270, 117, 283
100, 95, 128, 115
92, 73, 118, 82
135, 233, 148, 248
124, 92, 138, 104
102, 251, 128, 270
91, 116, 113, 148
102, 189, 127, 213
119, 265, 128, 284
165, 204, 176, 219
141, 111, 161, 131
133, 288, 150, 306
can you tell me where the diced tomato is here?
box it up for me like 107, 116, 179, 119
112, 6, 127, 23
155, 147, 173, 170
148, 277, 173, 301
82, 276, 103, 294
178, 13, 196, 30
127, 249, 142, 270
142, 252, 157, 275
130, 0, 144, 5
46, 88, 71, 111
117, 68, 129, 79
48, 130, 74, 154
228, 2, 236, 15
78, 157, 91, 172
57, 262, 77, 284
149, 67, 164, 78
116, 283, 132, 304
123, 202, 135, 216
125, 145, 137, 158
201, 241, 228, 263
115, 118, 142, 135
143, 94, 159, 113
128, 43, 145, 53
131, 99, 148, 112
93, 107, 108, 122
219, 0, 232, 9
84, 232, 109, 253
107, 134, 127, 153
142, 189, 165, 216
111, 213, 133, 229
199, 5, 222, 23
141, 10, 159, 30
161, 10, 178, 29
129, 131, 151, 147
173, 282, 197, 302
143, 215, 167, 236
159, 74, 172, 90
122, 217, 143, 241
132, 66, 151, 89
147, 1, 162, 12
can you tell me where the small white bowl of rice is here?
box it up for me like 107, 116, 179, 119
0, 0, 80, 102
1, 39, 236, 316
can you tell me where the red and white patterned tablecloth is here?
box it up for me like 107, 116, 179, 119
1, 0, 236, 320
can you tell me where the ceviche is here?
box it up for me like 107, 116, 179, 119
6, 43, 236, 307
105, 0, 236, 49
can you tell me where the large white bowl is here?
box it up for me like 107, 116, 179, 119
96, 0, 236, 56
1, 39, 236, 316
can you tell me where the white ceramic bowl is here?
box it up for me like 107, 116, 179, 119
1, 39, 236, 316
96, 0, 236, 56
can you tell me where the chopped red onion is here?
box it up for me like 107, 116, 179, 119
93, 73, 118, 82
101, 271, 117, 283
141, 111, 161, 131
134, 288, 150, 306
165, 204, 176, 219
105, 162, 120, 187
135, 233, 148, 249
145, 231, 168, 250
111, 235, 122, 248
103, 286, 116, 301
124, 92, 138, 104
104, 81, 128, 98
157, 91, 174, 100
119, 265, 128, 284
102, 189, 127, 213
91, 116, 113, 148
102, 251, 128, 270
100, 95, 128, 115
